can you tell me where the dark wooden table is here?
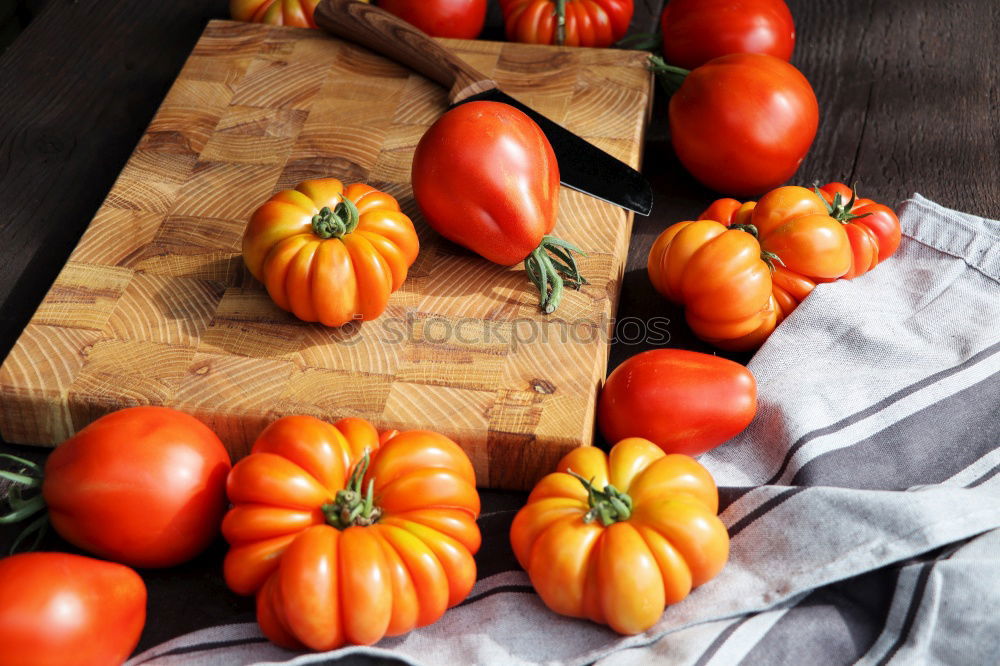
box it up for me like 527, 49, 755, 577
1, 0, 997, 657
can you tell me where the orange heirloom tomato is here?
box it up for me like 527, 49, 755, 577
222, 415, 481, 651
647, 219, 785, 351
231, 0, 322, 27
230, 0, 373, 27
510, 438, 729, 635
242, 178, 419, 327
745, 186, 853, 281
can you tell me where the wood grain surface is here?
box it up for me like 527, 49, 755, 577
0, 20, 653, 490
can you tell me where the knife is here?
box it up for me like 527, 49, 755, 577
313, 0, 653, 216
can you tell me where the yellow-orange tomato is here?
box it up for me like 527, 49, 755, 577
242, 179, 419, 327
230, 0, 371, 27
647, 219, 786, 351
749, 186, 852, 280
510, 438, 729, 635
231, 0, 320, 27
223, 416, 481, 651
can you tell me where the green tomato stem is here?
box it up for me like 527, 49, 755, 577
0, 454, 49, 554
322, 451, 382, 529
523, 235, 588, 314
566, 469, 633, 527
312, 197, 361, 239
648, 55, 691, 94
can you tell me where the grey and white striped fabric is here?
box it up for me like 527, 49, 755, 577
129, 194, 1000, 666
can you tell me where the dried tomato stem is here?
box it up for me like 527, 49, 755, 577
312, 197, 360, 239
567, 469, 633, 526
524, 235, 587, 314
322, 451, 382, 529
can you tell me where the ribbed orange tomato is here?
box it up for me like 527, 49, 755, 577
222, 416, 481, 651
499, 0, 634, 47
647, 219, 783, 350
230, 0, 323, 27
242, 179, 419, 327
511, 438, 729, 635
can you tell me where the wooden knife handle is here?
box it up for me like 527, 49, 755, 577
313, 0, 497, 104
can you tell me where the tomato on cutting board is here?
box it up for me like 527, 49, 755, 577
242, 178, 420, 327
223, 415, 481, 650
511, 437, 729, 634
412, 100, 586, 313
0, 552, 146, 666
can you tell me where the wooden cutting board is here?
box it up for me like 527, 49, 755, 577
0, 20, 652, 490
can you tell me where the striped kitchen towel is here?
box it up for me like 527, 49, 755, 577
129, 194, 1000, 666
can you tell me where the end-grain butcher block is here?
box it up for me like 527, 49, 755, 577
0, 20, 653, 490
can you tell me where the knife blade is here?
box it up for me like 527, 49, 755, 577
313, 0, 653, 216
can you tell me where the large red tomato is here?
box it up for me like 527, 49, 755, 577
412, 100, 585, 313
40, 407, 232, 568
660, 0, 795, 70
499, 0, 634, 47
0, 552, 146, 666
378, 0, 487, 39
598, 349, 757, 454
668, 53, 819, 197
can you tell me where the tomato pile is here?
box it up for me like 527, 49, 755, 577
650, 183, 901, 350
0, 1, 911, 661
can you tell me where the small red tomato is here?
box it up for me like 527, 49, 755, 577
0, 552, 146, 666
598, 349, 756, 455
660, 0, 796, 70
43, 406, 232, 568
379, 0, 487, 39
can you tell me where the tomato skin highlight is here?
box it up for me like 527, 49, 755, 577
223, 416, 481, 651
512, 438, 729, 635
660, 0, 795, 70
379, 0, 487, 39
669, 53, 819, 197
598, 349, 757, 455
41, 406, 231, 569
0, 552, 146, 666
